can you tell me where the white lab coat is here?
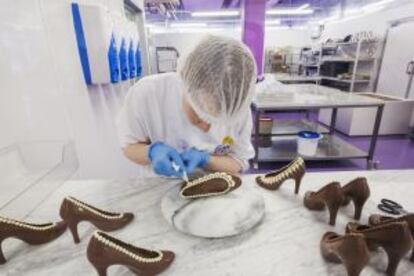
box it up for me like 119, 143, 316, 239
116, 72, 254, 177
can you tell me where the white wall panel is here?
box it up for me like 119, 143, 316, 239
321, 1, 414, 40
0, 0, 72, 149
39, 0, 140, 178
0, 0, 141, 179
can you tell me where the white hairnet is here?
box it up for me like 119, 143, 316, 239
179, 35, 257, 124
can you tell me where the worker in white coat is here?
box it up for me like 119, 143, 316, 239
116, 35, 257, 177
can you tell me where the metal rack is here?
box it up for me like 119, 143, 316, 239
252, 85, 385, 169
295, 40, 382, 92
318, 40, 382, 92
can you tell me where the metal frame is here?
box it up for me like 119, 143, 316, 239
155, 46, 179, 73
405, 60, 414, 99
252, 102, 385, 170
318, 40, 380, 93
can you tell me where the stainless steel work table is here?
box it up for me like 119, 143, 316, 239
252, 84, 385, 169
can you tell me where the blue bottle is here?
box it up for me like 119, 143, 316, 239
119, 38, 129, 81
128, 41, 136, 79
136, 46, 142, 78
107, 33, 119, 83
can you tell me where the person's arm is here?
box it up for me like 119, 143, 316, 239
123, 142, 150, 166
204, 155, 242, 175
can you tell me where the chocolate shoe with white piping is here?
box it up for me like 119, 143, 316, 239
59, 196, 134, 244
180, 172, 241, 199
87, 231, 175, 276
255, 157, 305, 194
0, 215, 66, 264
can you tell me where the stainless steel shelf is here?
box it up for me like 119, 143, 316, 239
252, 88, 384, 169
321, 58, 375, 63
257, 135, 367, 162
267, 119, 329, 136
321, 76, 370, 84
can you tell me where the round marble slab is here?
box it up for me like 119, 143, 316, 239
161, 181, 265, 238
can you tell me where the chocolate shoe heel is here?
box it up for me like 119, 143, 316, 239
346, 221, 413, 276
321, 232, 369, 276
341, 177, 370, 220
369, 213, 414, 263
304, 182, 344, 226
66, 219, 81, 244
87, 231, 175, 276
59, 196, 134, 244
0, 216, 66, 264
256, 157, 305, 194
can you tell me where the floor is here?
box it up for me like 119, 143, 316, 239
248, 111, 414, 173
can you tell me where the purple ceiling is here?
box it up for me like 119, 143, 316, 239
181, 0, 224, 11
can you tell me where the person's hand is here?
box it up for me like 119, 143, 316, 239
181, 148, 210, 173
148, 142, 185, 177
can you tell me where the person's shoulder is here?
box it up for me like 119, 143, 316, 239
127, 72, 181, 100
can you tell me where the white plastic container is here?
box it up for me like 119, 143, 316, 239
297, 131, 322, 156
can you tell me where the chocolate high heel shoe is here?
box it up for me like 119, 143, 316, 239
369, 214, 414, 262
87, 231, 175, 276
341, 177, 370, 220
59, 196, 134, 244
346, 221, 413, 276
180, 172, 241, 199
0, 215, 66, 264
321, 232, 369, 276
255, 157, 305, 194
304, 182, 345, 226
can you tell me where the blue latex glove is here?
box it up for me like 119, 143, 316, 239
181, 148, 210, 174
148, 142, 186, 177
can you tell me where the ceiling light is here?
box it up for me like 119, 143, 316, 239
191, 10, 240, 17
265, 19, 281, 25
297, 3, 310, 10
266, 25, 306, 30
317, 14, 340, 25
170, 22, 208, 28
363, 0, 394, 10
266, 9, 314, 15
344, 9, 361, 16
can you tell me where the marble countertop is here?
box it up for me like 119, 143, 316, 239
1, 170, 414, 276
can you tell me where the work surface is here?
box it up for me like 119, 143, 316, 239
253, 84, 383, 110
2, 170, 414, 276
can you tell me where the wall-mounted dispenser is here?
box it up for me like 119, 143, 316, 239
128, 23, 138, 79
108, 32, 120, 83
71, 3, 120, 84
136, 44, 142, 78
119, 37, 129, 81
113, 18, 130, 82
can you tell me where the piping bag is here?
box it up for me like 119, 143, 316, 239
172, 161, 189, 183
